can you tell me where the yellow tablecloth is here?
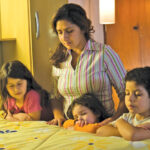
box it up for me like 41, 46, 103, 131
0, 119, 150, 150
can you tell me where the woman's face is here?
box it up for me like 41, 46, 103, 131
6, 77, 27, 101
56, 20, 86, 51
125, 81, 150, 117
72, 104, 99, 124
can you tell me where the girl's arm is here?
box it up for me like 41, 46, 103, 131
96, 124, 121, 137
5, 110, 41, 121
13, 111, 41, 121
5, 111, 41, 121
116, 118, 150, 141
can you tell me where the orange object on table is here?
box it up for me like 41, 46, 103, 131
63, 119, 101, 133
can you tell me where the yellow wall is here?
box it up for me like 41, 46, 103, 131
0, 0, 31, 70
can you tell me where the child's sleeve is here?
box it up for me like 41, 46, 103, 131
25, 90, 42, 113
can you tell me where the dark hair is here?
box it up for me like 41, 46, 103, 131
0, 60, 50, 108
67, 93, 109, 122
50, 3, 94, 67
125, 67, 150, 97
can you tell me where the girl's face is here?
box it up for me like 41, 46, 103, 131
125, 81, 150, 117
56, 20, 86, 51
72, 104, 99, 124
6, 77, 27, 101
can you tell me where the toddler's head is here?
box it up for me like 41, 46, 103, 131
125, 67, 150, 117
67, 93, 108, 124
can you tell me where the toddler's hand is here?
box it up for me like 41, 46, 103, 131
75, 119, 87, 127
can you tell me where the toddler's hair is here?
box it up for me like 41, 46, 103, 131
67, 93, 109, 122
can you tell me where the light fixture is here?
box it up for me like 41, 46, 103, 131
99, 0, 115, 24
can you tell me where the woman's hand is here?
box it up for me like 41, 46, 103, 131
47, 109, 66, 126
47, 115, 66, 126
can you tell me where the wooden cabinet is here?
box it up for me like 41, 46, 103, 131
105, 0, 150, 70
28, 0, 67, 91
105, 0, 150, 109
0, 0, 67, 92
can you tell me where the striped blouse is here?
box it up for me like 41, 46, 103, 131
52, 39, 126, 115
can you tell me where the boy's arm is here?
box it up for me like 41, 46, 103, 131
96, 124, 121, 137
116, 118, 150, 141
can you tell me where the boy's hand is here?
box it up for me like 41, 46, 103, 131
136, 123, 150, 130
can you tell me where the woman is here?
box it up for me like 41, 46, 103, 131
48, 3, 127, 126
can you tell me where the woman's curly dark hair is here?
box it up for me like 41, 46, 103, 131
50, 3, 94, 67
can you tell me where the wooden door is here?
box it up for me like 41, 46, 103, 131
106, 0, 150, 70
29, 0, 67, 91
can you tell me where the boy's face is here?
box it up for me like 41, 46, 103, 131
125, 81, 150, 118
72, 104, 99, 124
6, 77, 27, 102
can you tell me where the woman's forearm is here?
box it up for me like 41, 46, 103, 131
113, 99, 128, 120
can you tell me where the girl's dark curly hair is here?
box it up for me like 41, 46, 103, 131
0, 60, 50, 108
67, 93, 109, 122
125, 66, 150, 97
50, 3, 94, 67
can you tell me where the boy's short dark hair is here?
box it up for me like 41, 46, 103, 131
125, 67, 150, 97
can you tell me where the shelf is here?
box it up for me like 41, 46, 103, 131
0, 38, 16, 42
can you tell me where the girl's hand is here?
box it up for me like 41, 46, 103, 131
5, 110, 14, 121
13, 113, 32, 121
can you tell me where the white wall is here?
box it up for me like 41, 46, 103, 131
68, 0, 104, 43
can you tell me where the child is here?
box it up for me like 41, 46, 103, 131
0, 60, 54, 121
63, 93, 108, 133
96, 67, 150, 141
